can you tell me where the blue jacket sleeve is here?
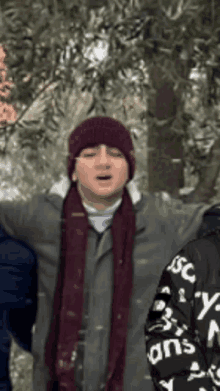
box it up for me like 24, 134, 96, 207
0, 225, 38, 351
145, 244, 214, 391
0, 234, 37, 308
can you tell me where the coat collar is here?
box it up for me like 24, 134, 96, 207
47, 176, 146, 233
48, 176, 142, 206
47, 176, 147, 261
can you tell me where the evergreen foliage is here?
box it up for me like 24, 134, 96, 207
0, 0, 220, 197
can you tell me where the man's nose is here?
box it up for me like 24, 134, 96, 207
98, 147, 110, 164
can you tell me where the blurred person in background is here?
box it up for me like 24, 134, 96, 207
145, 204, 220, 391
0, 225, 37, 391
0, 116, 217, 391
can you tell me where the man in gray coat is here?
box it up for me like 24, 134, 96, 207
0, 116, 217, 391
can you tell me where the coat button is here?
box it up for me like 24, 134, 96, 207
95, 325, 103, 330
38, 292, 46, 297
119, 259, 122, 264
117, 314, 121, 319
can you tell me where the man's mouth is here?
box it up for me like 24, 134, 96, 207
96, 175, 112, 181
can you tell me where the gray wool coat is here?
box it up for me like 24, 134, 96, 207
0, 180, 212, 391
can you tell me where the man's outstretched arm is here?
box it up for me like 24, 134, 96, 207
182, 137, 220, 204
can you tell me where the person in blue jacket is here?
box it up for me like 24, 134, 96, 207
0, 224, 37, 391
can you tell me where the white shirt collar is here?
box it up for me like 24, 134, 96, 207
82, 197, 122, 216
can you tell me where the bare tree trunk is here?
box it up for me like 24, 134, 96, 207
147, 53, 220, 203
147, 64, 184, 196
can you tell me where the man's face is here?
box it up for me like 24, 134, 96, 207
72, 144, 129, 202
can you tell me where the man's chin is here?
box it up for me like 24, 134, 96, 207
79, 182, 124, 202
93, 189, 124, 204
81, 186, 123, 202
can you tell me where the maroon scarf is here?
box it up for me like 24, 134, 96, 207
45, 182, 136, 391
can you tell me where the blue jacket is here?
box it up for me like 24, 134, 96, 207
0, 225, 37, 352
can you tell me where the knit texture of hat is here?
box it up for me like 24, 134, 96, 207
68, 116, 136, 181
197, 203, 220, 239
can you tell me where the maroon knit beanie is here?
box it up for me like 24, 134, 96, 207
68, 116, 136, 181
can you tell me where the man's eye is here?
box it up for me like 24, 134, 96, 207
83, 153, 96, 157
81, 150, 123, 157
110, 151, 123, 157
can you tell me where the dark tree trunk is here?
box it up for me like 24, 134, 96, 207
147, 53, 220, 203
147, 65, 184, 196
